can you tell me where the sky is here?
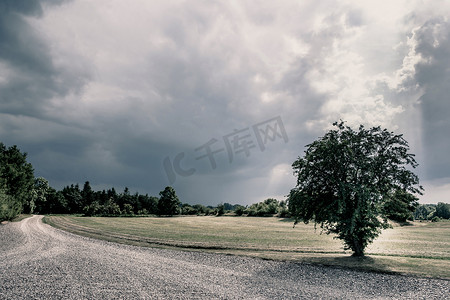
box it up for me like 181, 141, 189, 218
1, 0, 449, 205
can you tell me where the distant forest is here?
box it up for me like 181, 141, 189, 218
1, 142, 449, 222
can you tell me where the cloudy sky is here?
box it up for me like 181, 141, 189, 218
1, 0, 449, 205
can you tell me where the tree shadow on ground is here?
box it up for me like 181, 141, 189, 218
301, 255, 397, 275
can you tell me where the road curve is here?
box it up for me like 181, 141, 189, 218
0, 216, 448, 299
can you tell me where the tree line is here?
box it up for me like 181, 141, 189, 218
0, 142, 296, 219
0, 142, 183, 220
414, 203, 450, 221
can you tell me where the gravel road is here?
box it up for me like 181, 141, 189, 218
0, 216, 448, 299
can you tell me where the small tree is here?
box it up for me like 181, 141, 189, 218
157, 186, 181, 216
289, 121, 422, 256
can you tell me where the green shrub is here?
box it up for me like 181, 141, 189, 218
245, 200, 280, 217
245, 204, 258, 216
216, 204, 225, 216
181, 204, 197, 215
0, 190, 21, 222
137, 209, 149, 215
277, 207, 291, 218
192, 204, 206, 215
431, 216, 441, 222
204, 207, 213, 216
83, 201, 101, 216
103, 202, 121, 216
234, 205, 245, 216
122, 203, 134, 215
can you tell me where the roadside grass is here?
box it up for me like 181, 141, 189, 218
44, 215, 450, 279
12, 214, 33, 222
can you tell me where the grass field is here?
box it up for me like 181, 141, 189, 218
44, 215, 450, 279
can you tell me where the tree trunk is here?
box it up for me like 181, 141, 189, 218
352, 240, 364, 257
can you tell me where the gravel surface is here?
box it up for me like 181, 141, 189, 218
0, 216, 448, 299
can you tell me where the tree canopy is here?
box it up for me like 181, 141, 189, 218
288, 121, 423, 256
0, 142, 35, 220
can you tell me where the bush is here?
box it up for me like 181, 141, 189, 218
245, 199, 281, 217
263, 198, 279, 214
431, 216, 441, 222
245, 204, 258, 216
193, 204, 206, 215
216, 204, 225, 216
103, 201, 121, 216
122, 203, 134, 215
0, 190, 21, 222
204, 207, 213, 216
234, 205, 245, 216
181, 204, 197, 215
277, 207, 290, 218
137, 209, 149, 215
83, 201, 101, 216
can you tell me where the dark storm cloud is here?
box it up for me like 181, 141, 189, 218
0, 0, 84, 118
0, 1, 52, 117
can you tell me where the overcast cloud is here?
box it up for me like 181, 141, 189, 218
1, 0, 449, 205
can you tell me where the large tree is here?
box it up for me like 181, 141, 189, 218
288, 121, 422, 256
157, 186, 180, 216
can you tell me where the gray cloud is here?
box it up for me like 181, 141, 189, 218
1, 1, 449, 204
0, 0, 81, 117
